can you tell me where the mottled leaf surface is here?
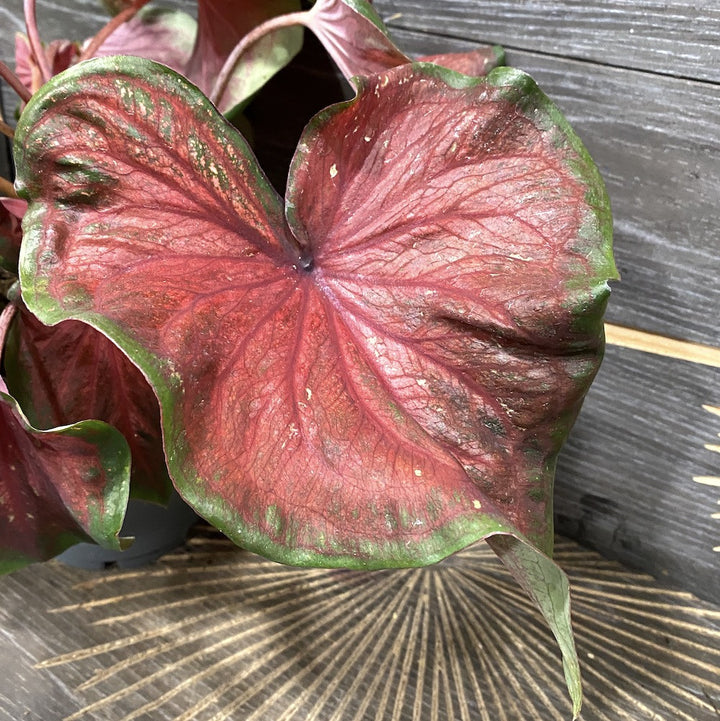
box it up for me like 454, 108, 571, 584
0, 379, 130, 574
16, 57, 615, 571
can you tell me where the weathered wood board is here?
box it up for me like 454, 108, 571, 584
374, 1, 720, 81
0, 0, 718, 605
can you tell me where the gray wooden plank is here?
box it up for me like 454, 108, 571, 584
375, 0, 720, 83
557, 344, 720, 604
0, 530, 718, 721
384, 27, 720, 348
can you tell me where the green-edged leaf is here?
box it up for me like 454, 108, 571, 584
4, 304, 172, 504
15, 56, 615, 569
185, 0, 303, 115
15, 56, 615, 713
92, 7, 198, 76
303, 0, 411, 80
0, 380, 131, 574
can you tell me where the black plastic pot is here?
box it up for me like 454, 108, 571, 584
57, 490, 198, 569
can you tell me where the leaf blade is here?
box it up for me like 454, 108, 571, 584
92, 7, 198, 76
186, 0, 303, 114
4, 305, 171, 503
16, 57, 616, 571
302, 0, 411, 80
0, 386, 131, 574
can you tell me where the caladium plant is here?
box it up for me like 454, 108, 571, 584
0, 0, 618, 716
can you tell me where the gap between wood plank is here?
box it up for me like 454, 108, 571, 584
605, 323, 720, 368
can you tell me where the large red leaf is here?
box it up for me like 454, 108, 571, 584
15, 56, 616, 567
15, 56, 616, 715
4, 305, 171, 503
0, 375, 130, 574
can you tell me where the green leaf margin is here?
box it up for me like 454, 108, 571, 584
0, 389, 132, 574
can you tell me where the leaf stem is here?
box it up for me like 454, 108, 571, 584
78, 0, 152, 63
0, 121, 15, 142
0, 61, 33, 104
0, 177, 17, 198
23, 0, 52, 84
210, 10, 309, 107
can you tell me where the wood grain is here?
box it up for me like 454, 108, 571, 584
556, 344, 720, 603
374, 0, 720, 82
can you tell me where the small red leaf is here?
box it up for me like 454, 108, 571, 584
303, 0, 410, 80
16, 58, 616, 568
15, 34, 79, 94
92, 7, 197, 76
0, 380, 130, 574
5, 305, 171, 503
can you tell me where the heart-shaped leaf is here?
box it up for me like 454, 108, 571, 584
4, 305, 172, 503
187, 0, 303, 114
0, 382, 130, 574
16, 56, 615, 566
16, 55, 615, 716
